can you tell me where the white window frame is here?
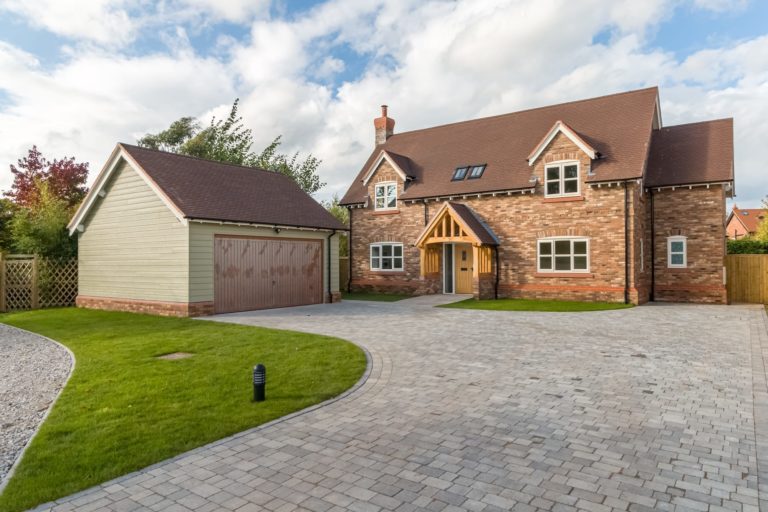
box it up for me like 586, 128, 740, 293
370, 242, 404, 271
374, 182, 397, 211
537, 237, 590, 273
667, 236, 687, 268
544, 161, 580, 198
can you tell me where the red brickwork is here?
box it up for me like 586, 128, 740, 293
349, 132, 727, 304
652, 187, 727, 303
77, 295, 215, 317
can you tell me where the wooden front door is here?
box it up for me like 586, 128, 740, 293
454, 244, 473, 294
214, 236, 323, 314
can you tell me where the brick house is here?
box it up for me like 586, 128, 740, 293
726, 206, 764, 239
339, 87, 734, 304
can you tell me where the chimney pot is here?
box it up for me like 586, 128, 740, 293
381, 105, 388, 117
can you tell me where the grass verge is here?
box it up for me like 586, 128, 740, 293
0, 308, 366, 512
342, 291, 411, 302
440, 298, 634, 312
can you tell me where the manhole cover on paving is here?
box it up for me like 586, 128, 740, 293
156, 352, 194, 360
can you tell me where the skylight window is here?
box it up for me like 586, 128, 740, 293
452, 167, 469, 181
468, 165, 486, 179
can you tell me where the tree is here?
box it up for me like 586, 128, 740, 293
5, 146, 88, 208
10, 180, 77, 259
755, 197, 768, 242
322, 195, 349, 257
255, 136, 326, 196
0, 199, 16, 252
138, 99, 326, 195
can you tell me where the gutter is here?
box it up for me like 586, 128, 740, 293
327, 229, 336, 303
494, 246, 500, 300
189, 217, 347, 233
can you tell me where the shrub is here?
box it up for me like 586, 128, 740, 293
727, 238, 768, 254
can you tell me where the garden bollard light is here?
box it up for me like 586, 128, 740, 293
253, 364, 266, 402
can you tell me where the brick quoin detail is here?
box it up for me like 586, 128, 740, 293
349, 133, 728, 305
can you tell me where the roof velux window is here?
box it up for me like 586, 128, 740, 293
468, 165, 486, 179
452, 167, 469, 181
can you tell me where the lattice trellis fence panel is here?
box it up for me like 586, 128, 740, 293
1, 256, 78, 311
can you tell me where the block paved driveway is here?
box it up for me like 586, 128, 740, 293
36, 301, 768, 512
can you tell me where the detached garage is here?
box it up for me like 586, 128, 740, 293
68, 143, 345, 316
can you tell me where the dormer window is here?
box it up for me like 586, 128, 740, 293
468, 165, 486, 179
374, 182, 397, 210
544, 161, 579, 197
452, 167, 469, 181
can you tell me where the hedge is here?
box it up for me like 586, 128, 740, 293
727, 238, 768, 254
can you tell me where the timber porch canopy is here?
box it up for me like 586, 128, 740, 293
415, 202, 499, 277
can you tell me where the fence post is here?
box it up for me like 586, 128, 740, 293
0, 254, 5, 312
31, 255, 39, 309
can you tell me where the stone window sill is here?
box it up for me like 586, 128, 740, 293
534, 272, 594, 278
542, 196, 585, 203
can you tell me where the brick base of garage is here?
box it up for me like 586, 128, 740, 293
76, 295, 215, 317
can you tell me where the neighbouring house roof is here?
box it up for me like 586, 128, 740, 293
341, 87, 661, 205
415, 202, 499, 247
69, 143, 346, 234
645, 119, 734, 188
727, 206, 765, 234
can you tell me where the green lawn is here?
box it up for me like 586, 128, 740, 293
342, 291, 411, 302
0, 309, 366, 512
440, 298, 634, 312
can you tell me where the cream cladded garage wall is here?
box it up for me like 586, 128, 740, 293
77, 161, 190, 302
188, 222, 340, 303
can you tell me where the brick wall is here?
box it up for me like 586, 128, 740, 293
77, 295, 215, 317
651, 187, 727, 303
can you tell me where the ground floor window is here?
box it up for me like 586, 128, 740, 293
370, 243, 403, 270
537, 238, 589, 272
667, 236, 687, 268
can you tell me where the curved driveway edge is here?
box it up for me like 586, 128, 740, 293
25, 302, 768, 512
0, 324, 74, 491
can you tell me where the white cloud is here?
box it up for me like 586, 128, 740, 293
0, 0, 137, 46
0, 0, 766, 208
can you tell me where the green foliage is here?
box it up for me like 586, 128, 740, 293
322, 194, 349, 256
138, 99, 326, 194
254, 136, 326, 195
755, 200, 768, 242
440, 298, 634, 312
727, 238, 768, 254
0, 198, 17, 252
10, 181, 76, 259
137, 117, 199, 153
0, 308, 366, 512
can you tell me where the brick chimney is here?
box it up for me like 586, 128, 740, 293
374, 105, 395, 145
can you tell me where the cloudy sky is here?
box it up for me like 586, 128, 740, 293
0, 0, 766, 206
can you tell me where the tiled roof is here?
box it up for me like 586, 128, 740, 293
120, 144, 345, 231
341, 87, 660, 204
729, 207, 765, 233
645, 119, 734, 188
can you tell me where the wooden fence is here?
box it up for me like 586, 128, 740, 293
0, 255, 78, 311
725, 254, 768, 304
339, 256, 350, 292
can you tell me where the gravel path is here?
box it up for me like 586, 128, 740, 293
0, 323, 72, 484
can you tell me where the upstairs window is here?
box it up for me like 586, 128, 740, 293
374, 182, 397, 210
468, 164, 486, 179
537, 238, 589, 273
452, 167, 469, 181
544, 161, 580, 197
667, 236, 687, 268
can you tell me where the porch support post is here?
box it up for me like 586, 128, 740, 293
419, 247, 426, 277
472, 245, 480, 278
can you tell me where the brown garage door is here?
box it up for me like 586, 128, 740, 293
214, 236, 323, 313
